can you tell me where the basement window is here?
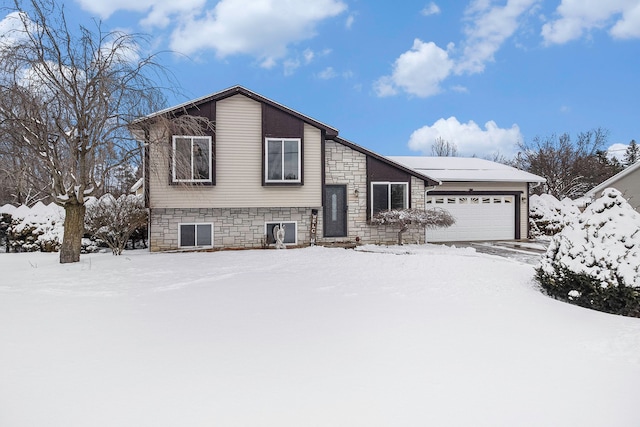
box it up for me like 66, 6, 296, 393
179, 223, 213, 248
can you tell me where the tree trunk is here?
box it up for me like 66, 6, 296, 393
397, 225, 408, 246
60, 203, 86, 264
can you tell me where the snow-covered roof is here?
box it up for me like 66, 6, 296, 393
130, 177, 144, 193
583, 160, 640, 200
386, 156, 546, 183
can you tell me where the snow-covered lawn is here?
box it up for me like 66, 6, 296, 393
1, 245, 639, 427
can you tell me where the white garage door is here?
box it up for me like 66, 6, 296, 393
425, 195, 515, 242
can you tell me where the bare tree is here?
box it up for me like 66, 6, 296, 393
431, 137, 458, 157
0, 0, 202, 262
511, 128, 616, 199
0, 130, 51, 206
483, 151, 511, 165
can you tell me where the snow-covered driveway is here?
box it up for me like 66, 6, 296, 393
466, 240, 548, 264
1, 245, 639, 427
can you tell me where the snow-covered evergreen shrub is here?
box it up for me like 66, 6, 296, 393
371, 208, 455, 245
529, 194, 580, 237
536, 188, 640, 317
85, 194, 147, 255
0, 212, 12, 252
6, 202, 64, 252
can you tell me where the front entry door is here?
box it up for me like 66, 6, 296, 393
324, 185, 347, 237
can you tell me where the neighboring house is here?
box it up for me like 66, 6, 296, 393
134, 86, 438, 251
388, 157, 545, 242
583, 161, 640, 211
134, 85, 544, 251
130, 178, 144, 197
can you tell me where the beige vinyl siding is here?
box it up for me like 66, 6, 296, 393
301, 123, 322, 203
607, 172, 640, 210
149, 94, 322, 209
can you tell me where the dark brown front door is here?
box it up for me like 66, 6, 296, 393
324, 185, 347, 237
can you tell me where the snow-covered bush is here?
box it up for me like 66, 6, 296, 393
529, 194, 580, 237
371, 208, 455, 245
81, 237, 103, 254
0, 212, 12, 252
85, 194, 147, 255
6, 202, 65, 252
536, 188, 640, 317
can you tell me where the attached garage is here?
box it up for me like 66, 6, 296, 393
425, 194, 517, 242
387, 156, 546, 242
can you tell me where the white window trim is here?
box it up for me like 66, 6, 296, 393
178, 222, 214, 248
172, 135, 213, 183
264, 221, 298, 246
264, 138, 302, 184
370, 181, 408, 217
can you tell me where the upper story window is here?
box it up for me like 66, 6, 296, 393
371, 182, 408, 216
172, 136, 213, 183
265, 138, 301, 184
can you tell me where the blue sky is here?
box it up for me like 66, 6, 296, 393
4, 0, 640, 159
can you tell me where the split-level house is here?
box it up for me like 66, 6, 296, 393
134, 86, 544, 251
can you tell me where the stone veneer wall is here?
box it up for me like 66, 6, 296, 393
150, 207, 318, 251
323, 141, 427, 245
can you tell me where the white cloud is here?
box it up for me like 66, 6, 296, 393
455, 0, 539, 74
281, 47, 329, 76
346, 14, 355, 29
169, 0, 346, 66
375, 1, 539, 97
542, 0, 640, 44
283, 58, 300, 76
0, 12, 34, 49
408, 116, 523, 157
374, 39, 453, 98
421, 2, 441, 16
140, 0, 206, 28
303, 48, 315, 64
74, 0, 206, 27
317, 66, 353, 80
77, 0, 347, 65
610, 2, 640, 38
318, 66, 337, 79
